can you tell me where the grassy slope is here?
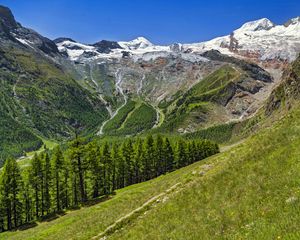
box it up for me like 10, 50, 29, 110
119, 102, 157, 135
102, 99, 136, 134
104, 100, 157, 136
111, 105, 300, 239
1, 46, 109, 137
0, 45, 109, 164
0, 111, 42, 165
157, 65, 240, 133
3, 101, 300, 239
17, 138, 59, 169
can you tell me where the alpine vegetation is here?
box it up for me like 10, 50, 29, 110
0, 135, 218, 231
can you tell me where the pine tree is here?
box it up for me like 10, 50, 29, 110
68, 137, 87, 203
155, 135, 164, 176
30, 154, 43, 218
62, 156, 70, 209
110, 143, 120, 191
85, 142, 101, 198
43, 152, 51, 215
121, 140, 134, 187
143, 135, 156, 180
101, 142, 112, 195
0, 157, 23, 229
0, 193, 5, 232
133, 139, 144, 183
22, 178, 33, 223
175, 139, 187, 168
117, 142, 126, 189
163, 137, 174, 173
51, 146, 64, 212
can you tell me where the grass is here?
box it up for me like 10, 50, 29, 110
185, 122, 236, 143
118, 102, 157, 135
156, 65, 241, 134
103, 99, 136, 134
110, 105, 300, 239
3, 101, 300, 239
104, 100, 157, 136
187, 65, 240, 97
17, 138, 59, 169
0, 46, 109, 143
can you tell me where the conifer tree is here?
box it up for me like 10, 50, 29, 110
175, 139, 187, 168
121, 140, 134, 186
163, 137, 174, 173
101, 142, 112, 195
155, 135, 164, 176
143, 135, 156, 180
30, 154, 43, 218
133, 139, 144, 183
68, 137, 87, 203
85, 142, 101, 198
22, 174, 33, 223
0, 158, 23, 229
51, 146, 64, 211
110, 143, 120, 191
43, 152, 51, 214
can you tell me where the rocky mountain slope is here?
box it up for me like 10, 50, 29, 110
54, 16, 299, 135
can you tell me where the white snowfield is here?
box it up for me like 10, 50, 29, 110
56, 17, 300, 63
184, 17, 300, 62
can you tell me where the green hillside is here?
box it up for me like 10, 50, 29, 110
0, 4, 299, 239
2, 100, 300, 239
2, 55, 299, 240
111, 105, 300, 240
0, 45, 109, 163
156, 65, 240, 133
104, 100, 157, 136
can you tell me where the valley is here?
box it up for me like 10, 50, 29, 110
0, 3, 300, 239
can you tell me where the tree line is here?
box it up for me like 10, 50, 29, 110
0, 135, 219, 232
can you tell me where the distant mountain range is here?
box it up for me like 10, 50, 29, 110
54, 17, 300, 63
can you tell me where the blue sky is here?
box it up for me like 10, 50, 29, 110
1, 0, 299, 44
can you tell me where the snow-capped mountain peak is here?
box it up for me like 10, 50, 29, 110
53, 17, 300, 64
118, 37, 153, 50
236, 18, 275, 32
183, 16, 300, 62
285, 16, 300, 27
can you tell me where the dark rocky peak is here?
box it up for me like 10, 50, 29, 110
53, 37, 76, 44
93, 40, 122, 53
284, 17, 300, 27
13, 27, 59, 55
0, 5, 18, 29
201, 50, 272, 83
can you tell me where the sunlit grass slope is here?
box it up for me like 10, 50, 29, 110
3, 101, 300, 239
111, 106, 300, 239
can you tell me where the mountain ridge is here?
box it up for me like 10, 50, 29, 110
53, 16, 300, 63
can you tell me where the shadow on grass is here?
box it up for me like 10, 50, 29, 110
15, 222, 38, 231
40, 211, 67, 223
82, 193, 114, 207
5, 193, 115, 233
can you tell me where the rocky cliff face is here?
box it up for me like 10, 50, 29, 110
0, 5, 59, 56
266, 55, 300, 115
